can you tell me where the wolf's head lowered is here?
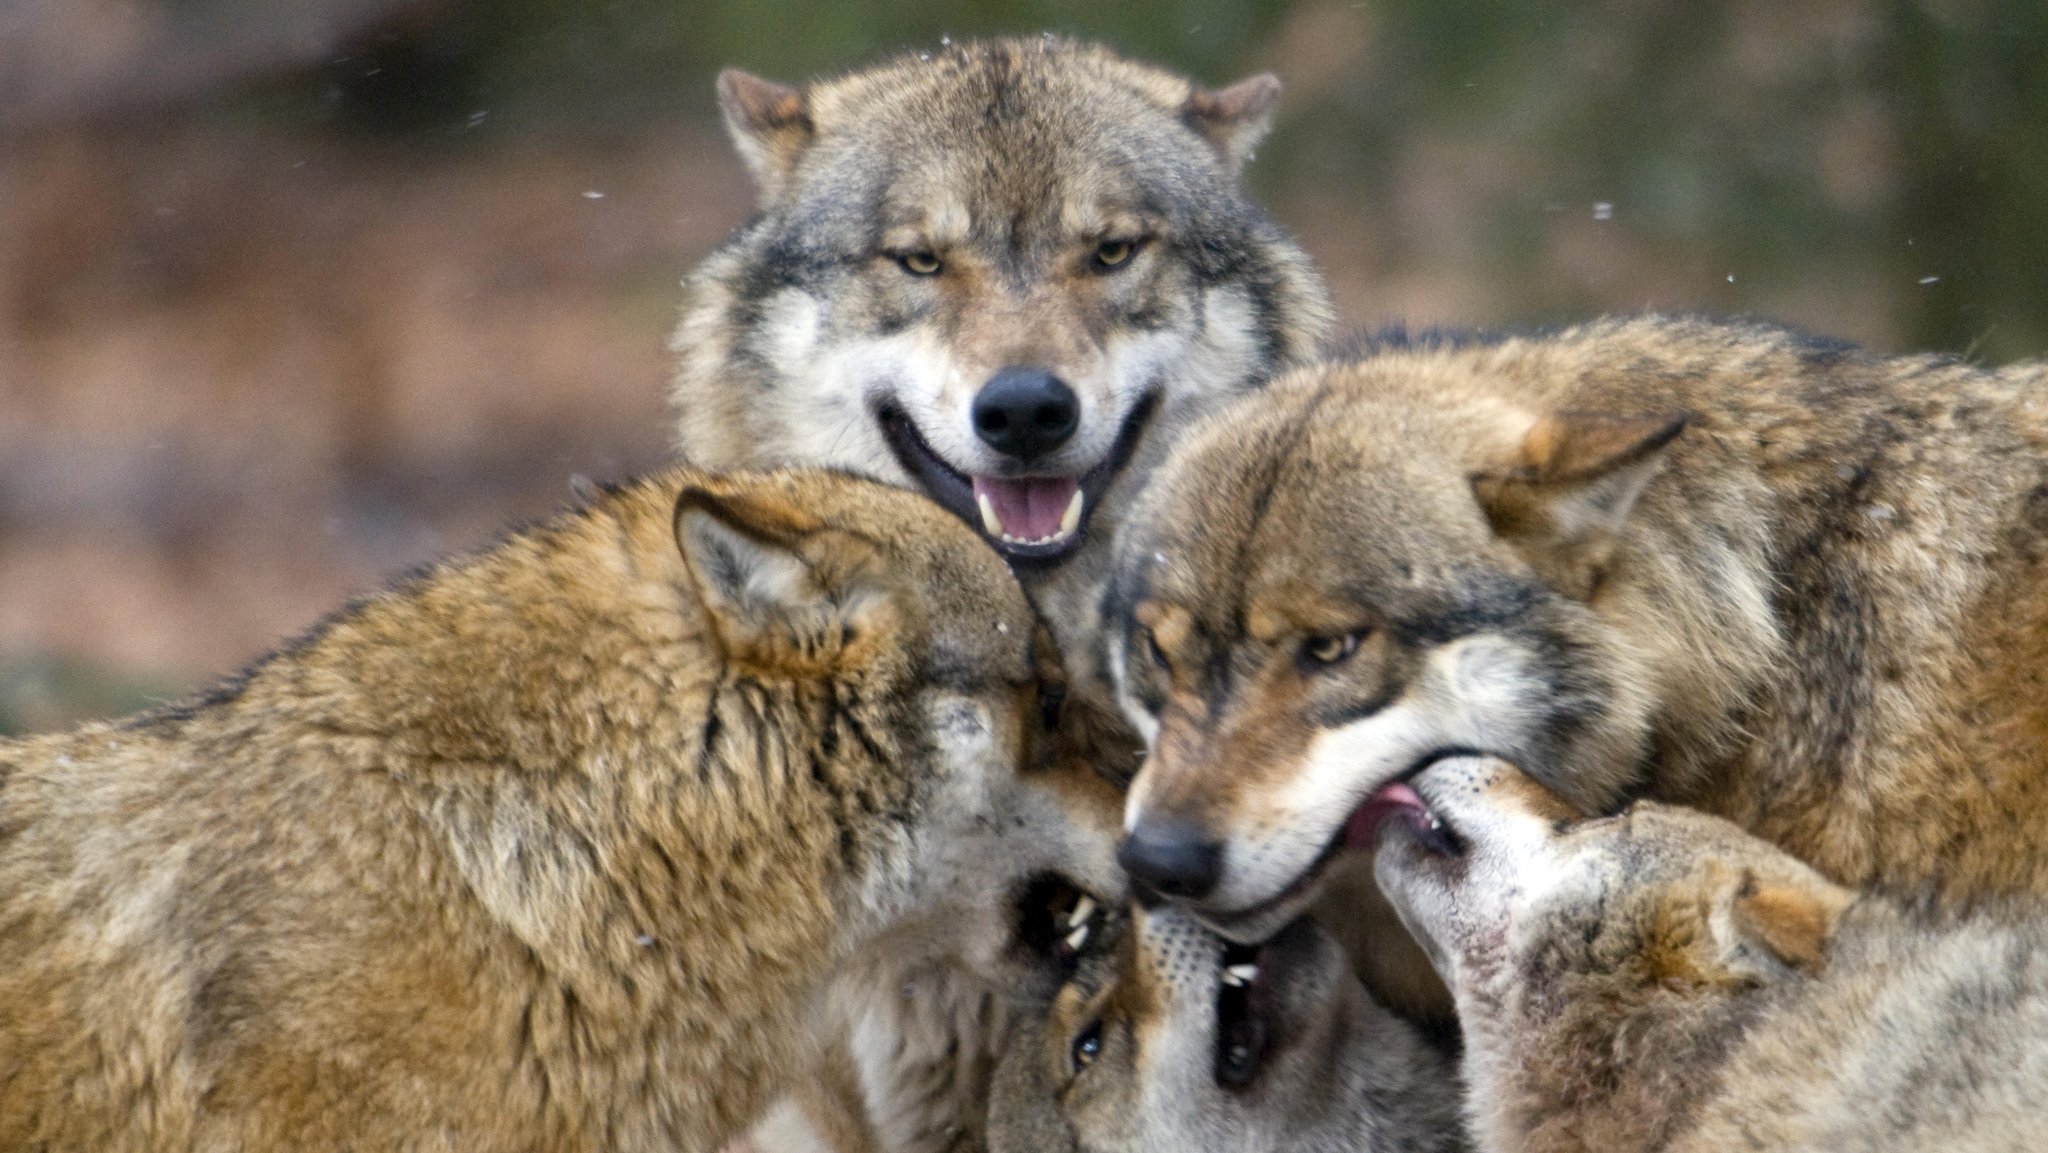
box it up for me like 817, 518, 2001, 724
1102, 350, 1709, 941
672, 37, 1328, 576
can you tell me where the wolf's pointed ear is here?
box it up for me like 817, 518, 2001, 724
1182, 74, 1281, 174
717, 69, 814, 205
1471, 412, 1686, 599
1710, 864, 1852, 981
674, 486, 887, 660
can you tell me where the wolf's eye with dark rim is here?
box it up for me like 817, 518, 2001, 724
1300, 631, 1365, 669
1071, 1021, 1103, 1071
1092, 239, 1139, 270
897, 250, 942, 276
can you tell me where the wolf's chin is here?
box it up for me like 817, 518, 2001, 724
875, 394, 1158, 568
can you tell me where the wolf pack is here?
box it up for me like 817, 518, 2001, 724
6, 35, 2048, 1153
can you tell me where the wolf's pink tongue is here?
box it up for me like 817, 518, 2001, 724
1346, 782, 1430, 848
973, 475, 1080, 541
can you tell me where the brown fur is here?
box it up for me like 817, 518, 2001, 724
0, 467, 1118, 1153
1109, 316, 2048, 948
1378, 757, 2048, 1153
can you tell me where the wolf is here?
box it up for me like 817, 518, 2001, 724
671, 35, 1331, 760
674, 37, 1331, 1153
0, 467, 1121, 1153
1374, 755, 2048, 1153
1104, 314, 2048, 943
985, 901, 1466, 1153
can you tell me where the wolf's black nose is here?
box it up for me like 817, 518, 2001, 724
973, 367, 1079, 462
1118, 818, 1224, 900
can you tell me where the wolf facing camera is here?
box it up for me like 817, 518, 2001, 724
671, 36, 1332, 751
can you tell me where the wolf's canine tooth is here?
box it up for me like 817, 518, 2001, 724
1066, 894, 1098, 929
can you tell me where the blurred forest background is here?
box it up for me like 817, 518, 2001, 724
3, 0, 2045, 732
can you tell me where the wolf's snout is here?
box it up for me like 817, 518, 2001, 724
974, 367, 1079, 462
1118, 817, 1224, 900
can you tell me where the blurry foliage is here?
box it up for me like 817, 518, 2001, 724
469, 0, 1285, 121
0, 656, 178, 738
277, 0, 2045, 356
1275, 0, 2048, 358
6, 0, 2047, 727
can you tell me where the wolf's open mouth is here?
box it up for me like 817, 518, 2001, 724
876, 394, 1158, 566
1357, 780, 1467, 858
1014, 874, 1109, 974
1214, 936, 1272, 1087
1210, 912, 1326, 1089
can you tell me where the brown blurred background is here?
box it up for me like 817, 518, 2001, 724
4, 0, 2045, 732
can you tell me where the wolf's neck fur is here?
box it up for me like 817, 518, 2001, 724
1314, 986, 1466, 1153
108, 478, 917, 1148
1547, 318, 2048, 903
1480, 961, 1771, 1153
1494, 898, 2048, 1153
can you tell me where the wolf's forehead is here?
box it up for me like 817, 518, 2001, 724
875, 140, 1161, 241
1138, 453, 1495, 617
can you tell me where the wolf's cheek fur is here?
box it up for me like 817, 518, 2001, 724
1097, 283, 1266, 425
745, 286, 929, 477
901, 691, 1129, 971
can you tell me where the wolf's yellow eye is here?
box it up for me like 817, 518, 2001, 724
898, 250, 942, 276
1071, 1021, 1103, 1071
1301, 631, 1363, 668
1093, 239, 1137, 270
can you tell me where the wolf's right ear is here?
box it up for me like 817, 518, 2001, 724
717, 69, 814, 205
1182, 74, 1282, 174
1709, 864, 1852, 982
1472, 412, 1686, 599
674, 486, 889, 662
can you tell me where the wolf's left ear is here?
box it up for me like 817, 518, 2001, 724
718, 69, 815, 205
1182, 74, 1282, 174
1710, 864, 1852, 981
674, 486, 888, 660
1471, 412, 1687, 599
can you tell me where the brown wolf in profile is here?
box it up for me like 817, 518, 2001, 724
1106, 315, 2048, 942
1376, 755, 2048, 1153
985, 902, 1467, 1153
674, 37, 1331, 1153
0, 467, 1120, 1153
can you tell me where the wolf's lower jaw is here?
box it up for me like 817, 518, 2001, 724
874, 393, 1159, 565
